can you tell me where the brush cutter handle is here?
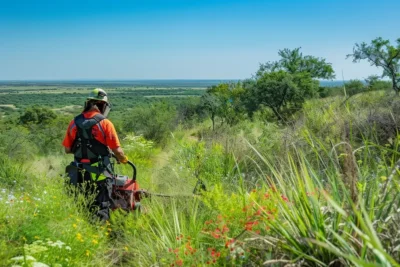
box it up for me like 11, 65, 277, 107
111, 154, 137, 182
127, 161, 137, 182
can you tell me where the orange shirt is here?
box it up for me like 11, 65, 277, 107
62, 111, 121, 150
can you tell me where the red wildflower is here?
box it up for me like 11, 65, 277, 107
175, 259, 183, 266
245, 221, 259, 231
225, 238, 235, 248
211, 232, 221, 239
254, 209, 262, 216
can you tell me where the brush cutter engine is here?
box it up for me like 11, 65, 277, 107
111, 161, 148, 211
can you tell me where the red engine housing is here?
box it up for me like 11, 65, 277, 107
111, 175, 143, 211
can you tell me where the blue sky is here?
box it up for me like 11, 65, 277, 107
0, 0, 398, 80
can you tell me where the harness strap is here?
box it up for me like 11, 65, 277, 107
73, 113, 108, 163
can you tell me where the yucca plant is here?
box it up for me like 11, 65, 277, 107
248, 132, 400, 266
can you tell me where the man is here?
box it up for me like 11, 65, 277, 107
62, 88, 128, 221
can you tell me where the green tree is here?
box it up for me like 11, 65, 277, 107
200, 93, 220, 131
365, 75, 392, 91
344, 79, 366, 97
248, 71, 318, 120
19, 106, 57, 125
200, 83, 244, 130
244, 48, 334, 120
347, 37, 400, 94
122, 101, 177, 146
257, 47, 335, 79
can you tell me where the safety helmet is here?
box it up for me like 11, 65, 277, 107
87, 88, 109, 104
85, 88, 111, 117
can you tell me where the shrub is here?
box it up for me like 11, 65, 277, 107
122, 101, 177, 146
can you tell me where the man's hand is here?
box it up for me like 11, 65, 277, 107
111, 147, 128, 164
120, 155, 128, 164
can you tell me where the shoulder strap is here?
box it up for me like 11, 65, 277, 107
74, 113, 105, 139
92, 113, 106, 123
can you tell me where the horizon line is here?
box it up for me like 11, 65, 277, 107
0, 78, 345, 82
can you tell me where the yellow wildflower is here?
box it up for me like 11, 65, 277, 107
73, 224, 77, 228
86, 250, 90, 256
92, 239, 98, 245
76, 233, 84, 242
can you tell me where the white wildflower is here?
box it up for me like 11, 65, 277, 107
10, 255, 36, 262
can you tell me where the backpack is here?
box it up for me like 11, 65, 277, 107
71, 113, 110, 163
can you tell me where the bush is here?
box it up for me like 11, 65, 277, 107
122, 101, 177, 146
345, 79, 366, 96
19, 106, 57, 125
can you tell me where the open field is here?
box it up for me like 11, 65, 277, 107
0, 81, 210, 113
1, 79, 400, 266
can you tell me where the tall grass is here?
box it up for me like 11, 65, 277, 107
245, 129, 400, 265
2, 92, 400, 266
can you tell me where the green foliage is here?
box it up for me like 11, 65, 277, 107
122, 101, 177, 146
175, 97, 205, 127
0, 85, 205, 111
0, 126, 36, 160
365, 75, 392, 91
257, 47, 336, 80
3, 65, 400, 266
1, 90, 400, 265
0, 171, 111, 266
348, 37, 400, 93
19, 106, 57, 125
200, 83, 245, 129
245, 70, 319, 120
0, 155, 29, 189
169, 140, 235, 187
238, 47, 336, 121
345, 79, 366, 96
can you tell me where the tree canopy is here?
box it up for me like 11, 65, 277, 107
245, 48, 334, 120
347, 37, 400, 94
257, 47, 336, 80
200, 83, 244, 130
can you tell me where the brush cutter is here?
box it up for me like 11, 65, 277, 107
111, 160, 150, 211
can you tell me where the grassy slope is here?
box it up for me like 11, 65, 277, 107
1, 91, 400, 266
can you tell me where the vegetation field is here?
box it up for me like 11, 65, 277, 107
1, 39, 400, 266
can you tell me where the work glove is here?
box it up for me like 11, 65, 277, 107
120, 156, 129, 164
